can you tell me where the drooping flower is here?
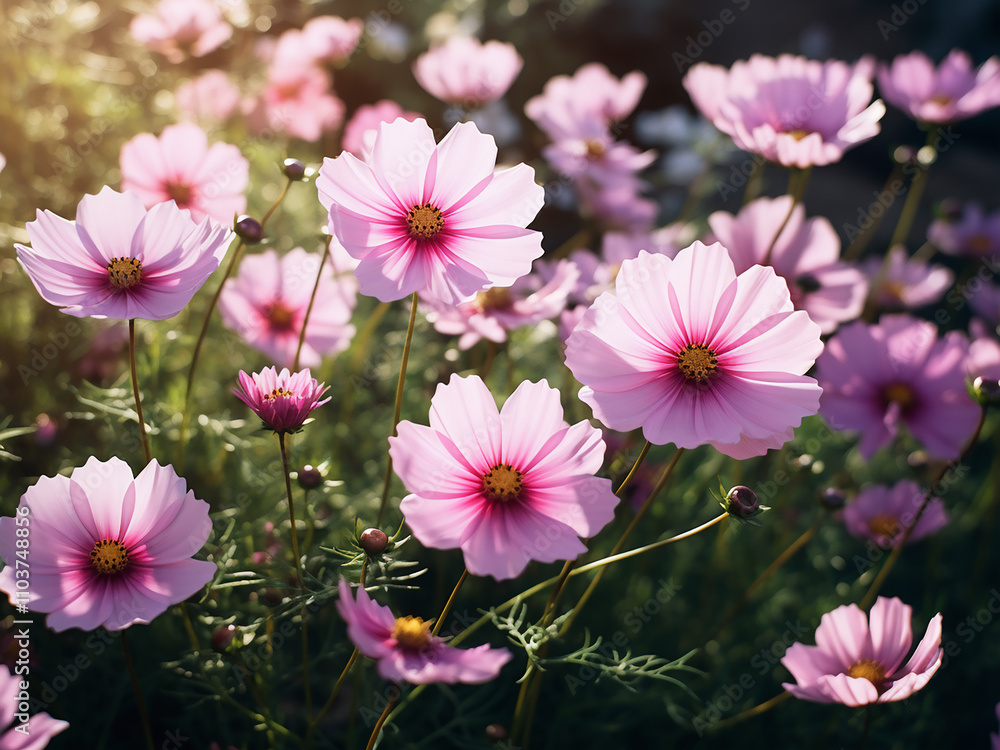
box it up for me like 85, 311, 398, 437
861, 246, 953, 311
175, 70, 242, 125
218, 247, 357, 368
927, 202, 1000, 258
389, 375, 619, 580
816, 314, 980, 459
233, 366, 331, 433
317, 118, 544, 305
341, 100, 423, 162
565, 242, 824, 459
842, 480, 948, 548
16, 186, 232, 320
336, 580, 511, 684
877, 50, 1000, 124
0, 665, 68, 747
413, 37, 523, 109
121, 122, 249, 224
129, 0, 232, 63
0, 456, 216, 632
781, 596, 943, 705
683, 54, 885, 168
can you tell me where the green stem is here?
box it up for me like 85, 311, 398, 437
306, 648, 359, 743
843, 162, 904, 261
709, 690, 792, 732
128, 320, 152, 464
887, 126, 939, 250
431, 568, 468, 637
278, 432, 305, 588
121, 631, 155, 750
762, 166, 811, 266
366, 691, 398, 750
293, 235, 332, 372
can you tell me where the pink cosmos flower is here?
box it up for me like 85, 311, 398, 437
683, 55, 885, 168
968, 319, 1000, 386
817, 314, 980, 459
16, 186, 232, 320
842, 480, 948, 548
0, 456, 216, 632
317, 118, 544, 305
218, 247, 357, 368
707, 196, 867, 333
971, 282, 1000, 327
121, 122, 249, 224
781, 596, 943, 705
0, 665, 68, 747
413, 37, 523, 109
129, 0, 232, 63
336, 580, 511, 683
341, 101, 423, 162
573, 170, 658, 233
877, 50, 1000, 124
389, 375, 619, 580
250, 66, 345, 142
300, 16, 364, 64
565, 242, 824, 459
176, 70, 241, 124
861, 246, 953, 311
234, 366, 331, 433
927, 202, 1000, 257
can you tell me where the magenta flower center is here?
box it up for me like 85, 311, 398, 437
90, 539, 130, 575
483, 464, 524, 503
846, 658, 887, 689
676, 343, 719, 382
406, 204, 444, 240
476, 287, 514, 312
391, 615, 431, 651
263, 387, 294, 402
165, 181, 193, 207
263, 301, 296, 331
882, 382, 917, 412
107, 257, 143, 290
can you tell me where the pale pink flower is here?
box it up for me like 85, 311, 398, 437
573, 170, 658, 233
317, 118, 544, 305
250, 67, 345, 142
0, 665, 68, 746
927, 202, 1000, 257
129, 0, 232, 63
683, 54, 885, 168
878, 50, 1000, 124
389, 375, 619, 580
706, 196, 868, 333
120, 122, 248, 224
336, 580, 511, 683
970, 282, 1000, 326
0, 456, 216, 632
341, 100, 422, 162
817, 314, 980, 459
565, 242, 823, 459
842, 480, 948, 548
218, 247, 357, 368
861, 246, 953, 311
16, 187, 232, 320
413, 37, 523, 108
234, 366, 330, 433
781, 596, 943, 705
176, 70, 241, 124
301, 16, 364, 64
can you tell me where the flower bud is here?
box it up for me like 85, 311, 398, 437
818, 487, 846, 511
485, 724, 508, 741
283, 158, 307, 181
359, 528, 388, 555
971, 376, 1000, 406
211, 624, 237, 651
724, 485, 758, 518
298, 464, 323, 489
234, 215, 264, 244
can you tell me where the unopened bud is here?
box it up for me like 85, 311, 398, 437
234, 215, 264, 244
818, 487, 846, 511
360, 528, 388, 555
724, 485, 758, 518
485, 724, 508, 740
298, 464, 323, 489
211, 624, 237, 651
283, 158, 307, 181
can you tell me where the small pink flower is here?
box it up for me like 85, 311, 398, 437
341, 100, 423, 162
336, 580, 511, 684
684, 55, 885, 168
861, 246, 953, 311
234, 366, 331, 433
817, 314, 980, 459
842, 480, 948, 548
176, 70, 241, 124
413, 37, 523, 108
250, 67, 345, 142
0, 665, 68, 746
928, 202, 1000, 257
781, 596, 943, 705
121, 122, 249, 224
878, 50, 1000, 124
317, 118, 544, 305
0, 456, 216, 632
968, 319, 1000, 386
300, 16, 364, 64
16, 187, 232, 320
565, 242, 824, 459
129, 0, 232, 63
389, 375, 619, 580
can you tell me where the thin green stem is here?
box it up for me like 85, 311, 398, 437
306, 648, 359, 743
843, 163, 904, 261
762, 167, 811, 266
888, 126, 939, 250
709, 690, 792, 732
293, 236, 332, 371
431, 568, 468, 637
365, 692, 397, 750
178, 601, 201, 651
121, 631, 155, 750
278, 432, 305, 588
129, 320, 152, 464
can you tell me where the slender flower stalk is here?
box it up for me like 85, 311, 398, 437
128, 320, 152, 463
431, 568, 469, 637
366, 690, 398, 750
278, 432, 304, 588
293, 235, 332, 371
888, 126, 940, 250
762, 166, 811, 266
307, 648, 359, 743
122, 631, 156, 750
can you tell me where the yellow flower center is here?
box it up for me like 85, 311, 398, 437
930, 94, 952, 108
391, 615, 432, 651
883, 382, 917, 412
90, 539, 130, 575
846, 658, 887, 689
107, 257, 142, 290
483, 464, 524, 503
787, 129, 811, 141
263, 387, 293, 402
406, 204, 444, 240
677, 343, 719, 382
585, 138, 607, 158
476, 287, 514, 312
867, 513, 902, 543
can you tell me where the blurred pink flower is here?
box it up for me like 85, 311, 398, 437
120, 122, 248, 224
878, 50, 1000, 124
0, 456, 216, 631
129, 0, 232, 63
927, 202, 1000, 257
565, 242, 823, 459
301, 16, 364, 64
413, 37, 522, 108
573, 169, 658, 233
341, 101, 422, 162
16, 187, 232, 320
968, 319, 1000, 386
706, 196, 867, 333
337, 580, 511, 683
0, 665, 68, 746
390, 375, 619, 580
176, 70, 241, 124
992, 703, 1000, 750
817, 314, 979, 459
781, 596, 943, 705
842, 480, 948, 548
250, 67, 345, 142
218, 247, 357, 368
234, 366, 330, 433
684, 54, 885, 168
970, 282, 1000, 326
317, 118, 544, 304
861, 246, 953, 311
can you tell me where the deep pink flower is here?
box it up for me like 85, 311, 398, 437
336, 580, 511, 683
862, 246, 953, 311
707, 196, 867, 333
341, 100, 422, 162
817, 314, 979, 459
317, 118, 544, 305
0, 456, 216, 632
781, 596, 943, 705
176, 70, 241, 124
218, 247, 357, 368
16, 187, 232, 320
0, 665, 68, 747
413, 37, 522, 108
878, 50, 1000, 124
234, 366, 331, 433
389, 375, 619, 580
250, 66, 344, 143
129, 0, 232, 63
565, 242, 823, 459
300, 16, 364, 64
121, 123, 248, 224
683, 55, 885, 168
842, 480, 948, 548
928, 202, 1000, 258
